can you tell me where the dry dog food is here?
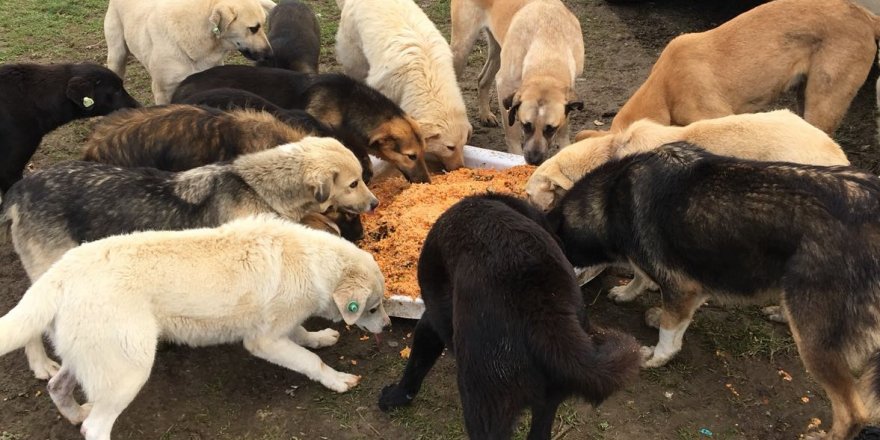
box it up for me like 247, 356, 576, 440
361, 166, 535, 299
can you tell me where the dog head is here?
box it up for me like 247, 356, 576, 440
369, 115, 431, 183
332, 251, 390, 334
210, 0, 274, 62
324, 208, 364, 242
67, 64, 141, 115
300, 138, 379, 215
526, 135, 616, 211
525, 161, 572, 212
421, 117, 471, 171
503, 78, 583, 166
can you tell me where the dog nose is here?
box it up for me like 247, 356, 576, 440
369, 198, 380, 212
524, 149, 545, 166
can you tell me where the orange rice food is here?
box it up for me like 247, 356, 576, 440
361, 165, 536, 299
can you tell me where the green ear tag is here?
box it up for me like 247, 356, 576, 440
82, 97, 95, 108
347, 301, 359, 313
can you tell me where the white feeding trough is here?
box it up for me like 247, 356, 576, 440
369, 146, 526, 319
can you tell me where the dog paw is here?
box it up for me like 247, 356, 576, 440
639, 345, 672, 368
608, 284, 639, 303
644, 307, 663, 329
308, 329, 341, 349
31, 359, 61, 380
378, 384, 415, 412
480, 113, 499, 127
320, 369, 361, 393
801, 430, 827, 440
761, 306, 788, 324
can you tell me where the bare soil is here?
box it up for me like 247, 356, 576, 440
2, 0, 878, 439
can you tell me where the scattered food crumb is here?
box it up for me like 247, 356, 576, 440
664, 391, 674, 400
593, 120, 605, 126
801, 396, 811, 404
400, 346, 411, 359
359, 335, 370, 341
725, 383, 740, 397
350, 360, 358, 366
807, 418, 822, 430
778, 369, 793, 381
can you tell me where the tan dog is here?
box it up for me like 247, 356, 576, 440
605, 0, 880, 134
105, 0, 276, 104
335, 0, 472, 171
451, 0, 584, 165
0, 215, 390, 440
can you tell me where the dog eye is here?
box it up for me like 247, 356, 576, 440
407, 154, 418, 161
544, 125, 557, 136
369, 307, 378, 314
522, 122, 534, 133
349, 180, 358, 189
248, 25, 260, 34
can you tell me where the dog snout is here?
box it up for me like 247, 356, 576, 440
402, 162, 431, 183
524, 148, 546, 166
368, 197, 380, 213
441, 153, 465, 171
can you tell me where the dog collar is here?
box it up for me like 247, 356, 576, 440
347, 301, 359, 313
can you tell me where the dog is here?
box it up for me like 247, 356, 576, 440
0, 63, 139, 194
450, 0, 584, 165
256, 0, 321, 73
171, 66, 431, 183
603, 0, 880, 134
548, 142, 880, 440
0, 215, 390, 440
336, 0, 472, 171
104, 0, 275, 104
301, 208, 363, 242
378, 194, 639, 439
0, 138, 376, 380
81, 104, 362, 178
533, 110, 849, 213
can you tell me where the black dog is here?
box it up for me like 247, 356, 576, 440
379, 194, 640, 440
170, 65, 431, 183
256, 0, 321, 73
0, 63, 139, 193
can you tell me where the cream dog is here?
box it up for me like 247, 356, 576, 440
335, 0, 471, 171
104, 0, 276, 104
606, 0, 880, 134
0, 215, 390, 440
451, 0, 584, 165
530, 110, 849, 302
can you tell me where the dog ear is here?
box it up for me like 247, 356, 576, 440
575, 129, 607, 141
565, 101, 584, 116
259, 0, 277, 13
311, 171, 337, 203
332, 270, 370, 325
549, 172, 576, 192
369, 133, 395, 154
503, 93, 522, 127
209, 4, 236, 36
66, 77, 95, 110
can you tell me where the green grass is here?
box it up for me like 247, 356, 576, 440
691, 307, 796, 361
0, 0, 107, 63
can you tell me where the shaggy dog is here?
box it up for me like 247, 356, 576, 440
171, 66, 431, 182
450, 0, 584, 165
379, 194, 639, 439
82, 105, 312, 171
0, 215, 390, 440
604, 0, 880, 134
256, 0, 321, 73
335, 0, 472, 171
0, 138, 376, 380
104, 0, 275, 104
549, 142, 880, 440
0, 63, 139, 193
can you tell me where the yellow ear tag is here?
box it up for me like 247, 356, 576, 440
212, 25, 221, 36
82, 97, 95, 108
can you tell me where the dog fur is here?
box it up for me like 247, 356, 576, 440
450, 0, 584, 165
82, 104, 316, 172
548, 142, 880, 440
104, 0, 275, 104
0, 215, 390, 440
256, 0, 320, 73
378, 194, 639, 439
335, 0, 472, 171
532, 110, 849, 213
0, 138, 377, 380
0, 63, 139, 194
171, 66, 432, 182
177, 88, 332, 134
606, 0, 880, 134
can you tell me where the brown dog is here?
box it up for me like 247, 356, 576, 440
451, 0, 584, 165
607, 0, 880, 134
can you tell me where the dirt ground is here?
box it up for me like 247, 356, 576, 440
2, 0, 879, 439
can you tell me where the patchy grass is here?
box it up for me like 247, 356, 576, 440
691, 307, 796, 361
0, 0, 106, 63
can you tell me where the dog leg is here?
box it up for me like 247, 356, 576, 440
641, 293, 708, 368
289, 326, 340, 349
103, 4, 128, 79
608, 269, 656, 303
48, 367, 91, 425
25, 336, 60, 380
450, 2, 486, 78
334, 19, 370, 81
244, 335, 360, 393
378, 319, 445, 411
79, 366, 152, 440
476, 31, 501, 127
802, 50, 873, 134
527, 398, 564, 440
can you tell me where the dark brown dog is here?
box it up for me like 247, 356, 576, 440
255, 0, 321, 73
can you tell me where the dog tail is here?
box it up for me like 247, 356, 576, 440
0, 272, 64, 358
532, 321, 641, 406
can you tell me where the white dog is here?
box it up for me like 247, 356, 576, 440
104, 0, 276, 104
0, 215, 389, 440
335, 0, 472, 171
